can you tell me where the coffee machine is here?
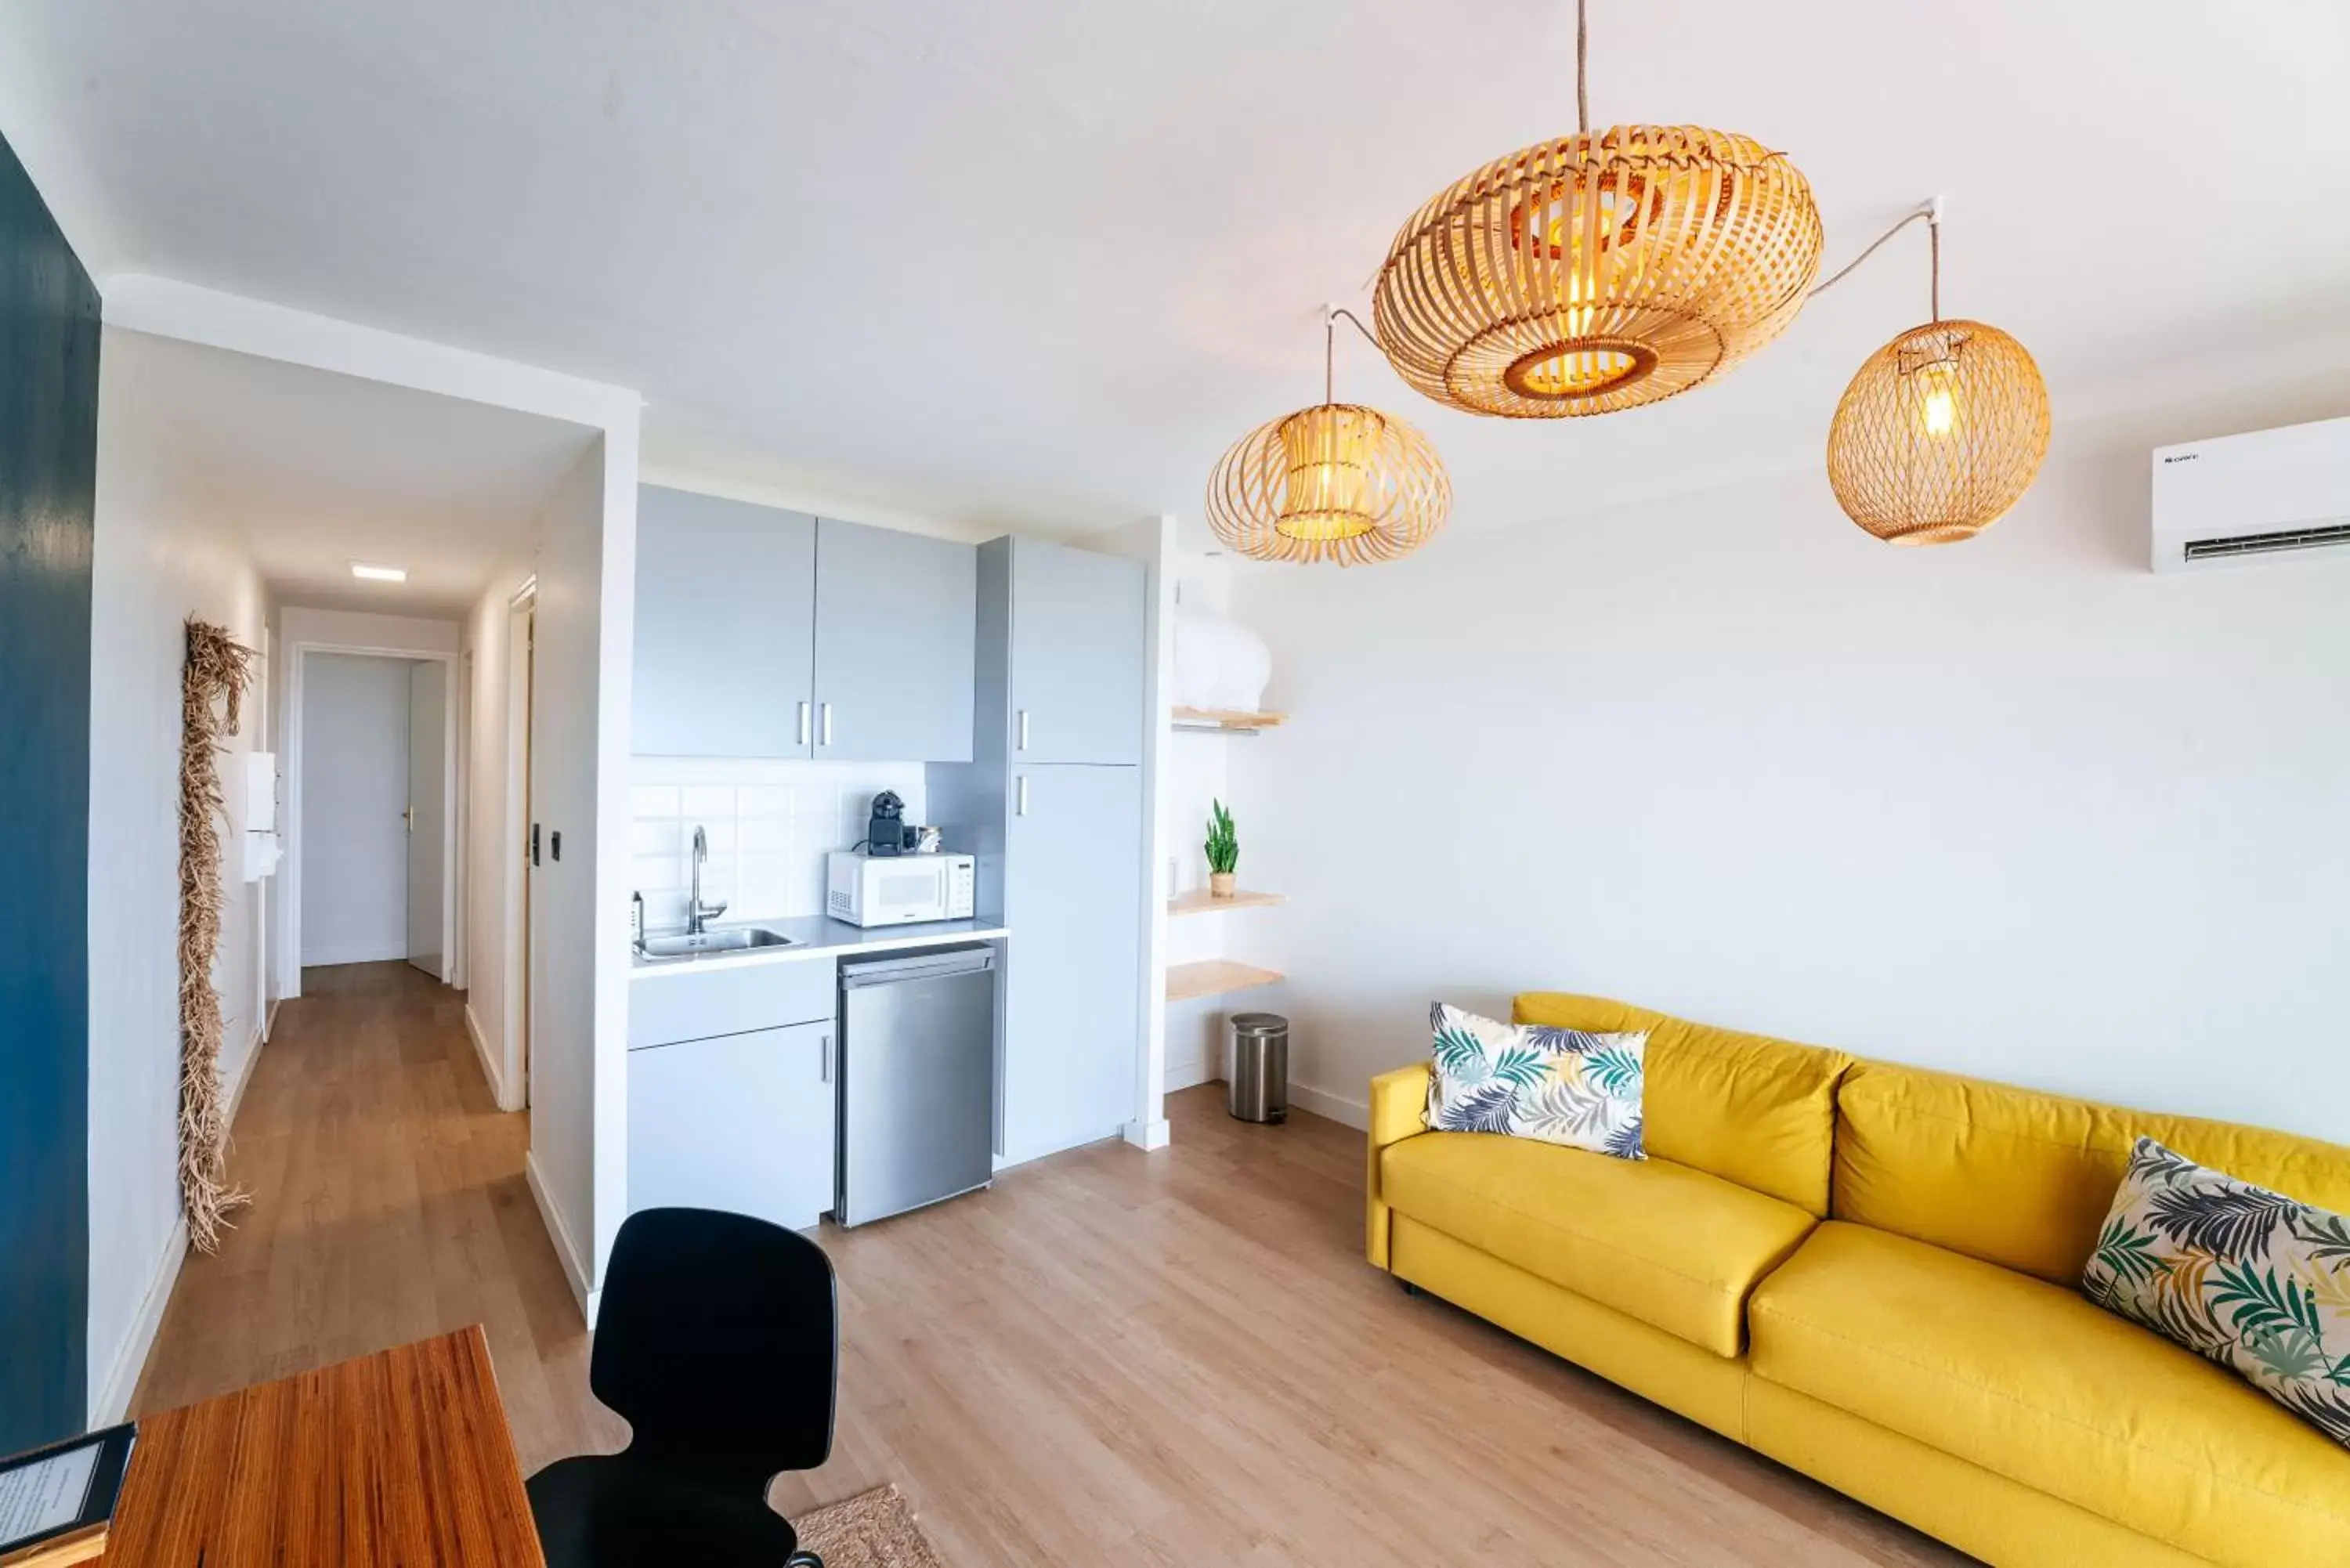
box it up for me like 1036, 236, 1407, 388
865, 790, 913, 856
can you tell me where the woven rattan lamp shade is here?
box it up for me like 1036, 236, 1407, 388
1827, 319, 2050, 544
1372, 125, 1824, 418
1206, 400, 1450, 566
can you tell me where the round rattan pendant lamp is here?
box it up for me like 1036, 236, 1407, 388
1206, 308, 1451, 566
1370, 0, 1824, 418
1825, 206, 2050, 544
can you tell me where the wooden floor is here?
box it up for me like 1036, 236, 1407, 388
138, 960, 1972, 1566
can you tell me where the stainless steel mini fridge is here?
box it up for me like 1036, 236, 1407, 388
835, 945, 998, 1227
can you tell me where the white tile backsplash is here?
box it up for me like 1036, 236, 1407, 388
628, 757, 927, 929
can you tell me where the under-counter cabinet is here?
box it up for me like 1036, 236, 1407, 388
627, 954, 839, 1230
633, 486, 976, 761
627, 1020, 835, 1231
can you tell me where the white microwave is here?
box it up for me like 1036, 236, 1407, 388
826, 850, 976, 927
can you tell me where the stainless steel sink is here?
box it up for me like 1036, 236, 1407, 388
636, 927, 800, 961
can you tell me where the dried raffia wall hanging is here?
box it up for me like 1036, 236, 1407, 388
180, 616, 255, 1252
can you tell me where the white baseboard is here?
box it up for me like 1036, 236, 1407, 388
1162, 1055, 1214, 1093
463, 1003, 509, 1109
300, 942, 406, 968
263, 996, 281, 1042
1288, 1079, 1370, 1131
90, 1217, 188, 1426
526, 1150, 598, 1326
1122, 1117, 1171, 1151
222, 1022, 265, 1132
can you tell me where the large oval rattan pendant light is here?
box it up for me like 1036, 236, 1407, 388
1371, 0, 1824, 419
1206, 308, 1451, 566
1825, 204, 2050, 544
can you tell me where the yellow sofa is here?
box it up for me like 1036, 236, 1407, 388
1365, 992, 2350, 1566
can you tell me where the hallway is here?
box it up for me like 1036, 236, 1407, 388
130, 963, 620, 1468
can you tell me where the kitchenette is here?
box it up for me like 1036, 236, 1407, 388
624, 486, 1150, 1235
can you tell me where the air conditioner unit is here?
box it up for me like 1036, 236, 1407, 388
2150, 414, 2350, 573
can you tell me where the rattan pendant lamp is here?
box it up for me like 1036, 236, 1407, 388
1824, 201, 2050, 544
1205, 307, 1451, 565
1371, 0, 1824, 419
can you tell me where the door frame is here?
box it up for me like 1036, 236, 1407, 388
498, 579, 537, 1112
280, 640, 461, 999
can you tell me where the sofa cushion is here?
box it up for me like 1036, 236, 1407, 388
1426, 1002, 1647, 1158
1513, 992, 1846, 1216
1380, 1130, 1814, 1357
1834, 1060, 2350, 1284
1749, 1221, 2350, 1565
2082, 1137, 2350, 1448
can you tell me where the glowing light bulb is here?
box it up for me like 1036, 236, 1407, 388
1922, 384, 1957, 436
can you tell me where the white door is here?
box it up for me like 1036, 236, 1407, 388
407, 660, 446, 978
299, 654, 410, 967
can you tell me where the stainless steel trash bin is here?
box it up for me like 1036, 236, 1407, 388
1227, 1012, 1289, 1124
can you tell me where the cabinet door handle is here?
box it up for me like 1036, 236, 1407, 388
820, 703, 833, 746
820, 1033, 833, 1084
797, 700, 811, 746
1017, 710, 1029, 751
1016, 775, 1029, 817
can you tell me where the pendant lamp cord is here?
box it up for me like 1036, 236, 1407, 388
1321, 306, 1382, 405
1807, 200, 1941, 302
1929, 211, 1941, 322
1576, 0, 1589, 135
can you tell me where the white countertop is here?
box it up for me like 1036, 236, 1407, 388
630, 915, 1009, 980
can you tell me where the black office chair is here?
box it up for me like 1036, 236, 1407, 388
528, 1208, 837, 1568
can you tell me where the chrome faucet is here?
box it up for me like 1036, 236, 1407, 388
688, 825, 728, 934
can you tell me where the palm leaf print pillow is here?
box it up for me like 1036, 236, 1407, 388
2081, 1136, 2350, 1447
1423, 1003, 1647, 1160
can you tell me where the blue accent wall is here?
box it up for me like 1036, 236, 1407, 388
0, 128, 99, 1451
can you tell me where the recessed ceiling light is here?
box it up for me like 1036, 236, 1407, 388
349, 562, 407, 583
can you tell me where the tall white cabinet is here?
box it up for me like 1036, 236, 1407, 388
932, 537, 1148, 1165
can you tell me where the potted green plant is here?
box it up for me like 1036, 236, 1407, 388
1205, 798, 1239, 898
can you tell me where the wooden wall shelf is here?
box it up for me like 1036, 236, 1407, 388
1168, 888, 1285, 916
1171, 706, 1287, 734
1165, 959, 1284, 1004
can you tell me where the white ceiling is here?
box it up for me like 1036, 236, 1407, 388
112, 330, 596, 614
12, 2, 2350, 545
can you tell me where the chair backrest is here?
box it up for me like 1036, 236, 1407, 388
589, 1208, 837, 1483
1513, 992, 1849, 1216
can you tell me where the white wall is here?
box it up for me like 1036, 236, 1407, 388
525, 435, 638, 1319
297, 653, 413, 966
1162, 573, 1237, 1093
1229, 432, 2350, 1147
462, 560, 536, 1111
85, 326, 269, 1421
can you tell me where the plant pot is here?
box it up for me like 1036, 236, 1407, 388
1209, 873, 1238, 899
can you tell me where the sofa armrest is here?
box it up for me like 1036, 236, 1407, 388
1366, 1062, 1431, 1269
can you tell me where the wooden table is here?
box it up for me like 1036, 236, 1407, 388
106, 1327, 544, 1566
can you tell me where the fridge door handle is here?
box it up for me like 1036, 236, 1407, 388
820, 1031, 833, 1084
819, 702, 833, 746
1016, 775, 1029, 817
797, 700, 812, 746
1017, 710, 1029, 751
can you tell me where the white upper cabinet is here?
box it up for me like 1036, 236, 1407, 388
812, 517, 976, 763
633, 486, 815, 758
1005, 539, 1147, 765
631, 488, 977, 761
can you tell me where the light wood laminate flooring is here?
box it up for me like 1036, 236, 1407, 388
136, 960, 1971, 1566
